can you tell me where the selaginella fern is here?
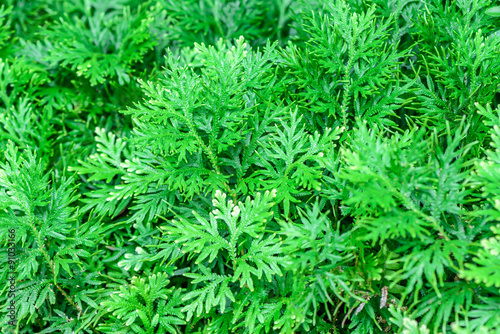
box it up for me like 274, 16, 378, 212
0, 54, 54, 163
99, 273, 185, 334
99, 189, 286, 334
101, 188, 387, 334
280, 0, 414, 130
71, 35, 341, 227
68, 26, 489, 334
410, 0, 500, 151
454, 103, 500, 333
44, 0, 156, 86
157, 0, 294, 49
316, 119, 483, 333
278, 200, 357, 332
0, 5, 12, 55
0, 142, 104, 333
5, 0, 500, 333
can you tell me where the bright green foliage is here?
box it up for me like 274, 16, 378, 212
410, 0, 500, 151
0, 142, 105, 332
278, 201, 356, 326
70, 36, 342, 222
0, 6, 11, 50
159, 190, 284, 330
460, 103, 500, 290
157, 0, 295, 48
460, 223, 500, 289
471, 103, 500, 221
45, 1, 156, 86
280, 0, 414, 129
3, 0, 500, 333
99, 273, 185, 334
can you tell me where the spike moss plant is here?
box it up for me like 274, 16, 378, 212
1, 0, 500, 333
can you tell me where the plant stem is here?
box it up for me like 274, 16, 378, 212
30, 222, 83, 316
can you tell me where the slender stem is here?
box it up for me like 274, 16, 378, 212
30, 223, 83, 316
374, 170, 450, 241
188, 121, 238, 203
340, 33, 356, 129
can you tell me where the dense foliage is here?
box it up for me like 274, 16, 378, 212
1, 0, 500, 333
